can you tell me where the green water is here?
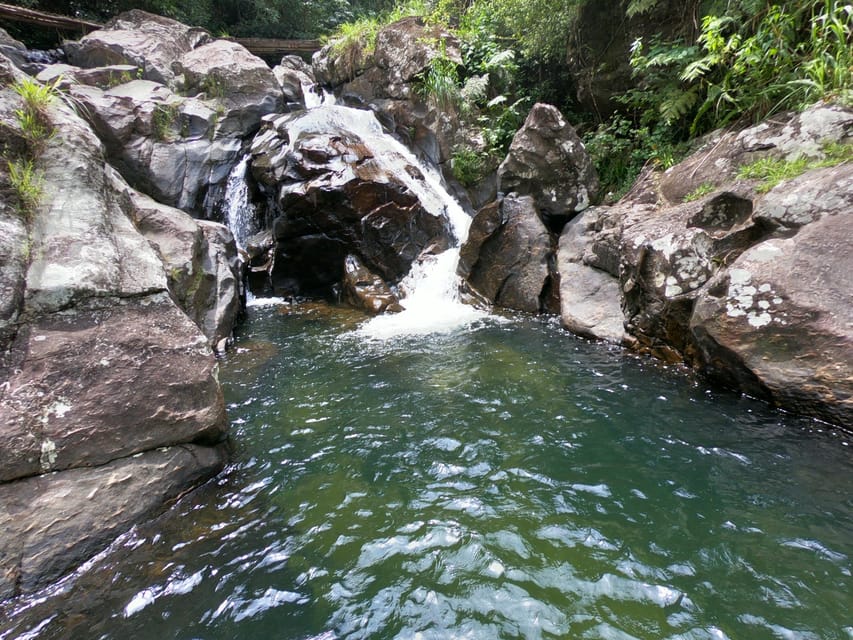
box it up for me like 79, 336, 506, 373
2, 304, 852, 639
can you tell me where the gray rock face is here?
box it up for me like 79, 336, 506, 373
458, 195, 554, 313
0, 78, 235, 595
174, 39, 283, 136
64, 9, 209, 86
70, 79, 243, 213
250, 107, 453, 297
498, 103, 599, 231
691, 173, 853, 426
273, 55, 316, 107
0, 444, 226, 599
557, 208, 626, 343
554, 102, 853, 426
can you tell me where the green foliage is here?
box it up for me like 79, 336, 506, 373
450, 145, 491, 186
7, 158, 43, 219
486, 0, 582, 61
416, 46, 462, 112
736, 142, 853, 192
583, 115, 687, 199
683, 182, 716, 202
152, 103, 181, 141
11, 76, 59, 145
631, 1, 853, 137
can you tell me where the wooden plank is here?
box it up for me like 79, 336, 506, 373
228, 37, 323, 56
0, 2, 102, 33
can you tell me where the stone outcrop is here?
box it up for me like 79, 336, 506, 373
52, 10, 283, 215
458, 195, 555, 314
556, 103, 853, 426
0, 58, 239, 596
342, 254, 403, 314
498, 103, 599, 231
64, 10, 210, 86
249, 106, 453, 297
273, 55, 316, 108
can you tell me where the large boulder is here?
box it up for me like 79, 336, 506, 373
458, 194, 555, 313
342, 253, 403, 314
174, 39, 284, 136
0, 78, 234, 595
250, 106, 453, 297
690, 167, 853, 426
554, 102, 853, 426
68, 79, 243, 213
0, 444, 226, 599
273, 54, 317, 108
557, 208, 626, 343
498, 103, 599, 231
64, 10, 209, 86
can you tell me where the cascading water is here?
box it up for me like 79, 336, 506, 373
221, 156, 258, 250
282, 106, 489, 338
225, 93, 490, 335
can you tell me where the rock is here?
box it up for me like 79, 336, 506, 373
342, 254, 403, 314
273, 54, 315, 107
557, 208, 626, 343
70, 79, 243, 213
691, 210, 853, 426
174, 39, 284, 136
458, 194, 554, 313
64, 9, 209, 86
0, 444, 226, 599
0, 84, 233, 592
659, 102, 853, 203
0, 294, 227, 483
116, 183, 243, 350
0, 27, 27, 70
250, 107, 453, 297
498, 103, 599, 231
36, 63, 139, 90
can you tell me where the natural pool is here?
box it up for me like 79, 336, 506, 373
2, 304, 852, 639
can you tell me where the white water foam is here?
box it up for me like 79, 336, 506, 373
222, 156, 257, 250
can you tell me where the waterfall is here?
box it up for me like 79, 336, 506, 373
222, 156, 257, 250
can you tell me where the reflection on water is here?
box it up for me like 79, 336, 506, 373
2, 305, 852, 640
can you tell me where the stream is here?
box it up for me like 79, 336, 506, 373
1, 305, 852, 639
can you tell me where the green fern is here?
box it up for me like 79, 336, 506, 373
627, 0, 660, 18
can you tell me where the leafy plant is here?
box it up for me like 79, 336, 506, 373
152, 103, 181, 141
683, 182, 716, 202
7, 158, 43, 218
417, 45, 462, 112
450, 146, 490, 186
736, 142, 853, 192
11, 76, 60, 144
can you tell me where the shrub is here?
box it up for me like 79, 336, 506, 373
8, 158, 43, 219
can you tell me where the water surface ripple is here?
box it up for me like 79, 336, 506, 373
2, 306, 852, 640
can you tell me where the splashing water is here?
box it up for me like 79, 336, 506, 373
222, 156, 257, 250
280, 105, 487, 338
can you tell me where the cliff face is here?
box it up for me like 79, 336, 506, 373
0, 11, 258, 598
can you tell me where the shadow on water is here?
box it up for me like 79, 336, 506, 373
2, 304, 852, 640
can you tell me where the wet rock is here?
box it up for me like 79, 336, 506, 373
691, 211, 853, 426
250, 107, 453, 297
342, 254, 403, 314
498, 103, 599, 232
0, 444, 227, 599
458, 194, 554, 313
557, 208, 626, 343
64, 9, 209, 86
